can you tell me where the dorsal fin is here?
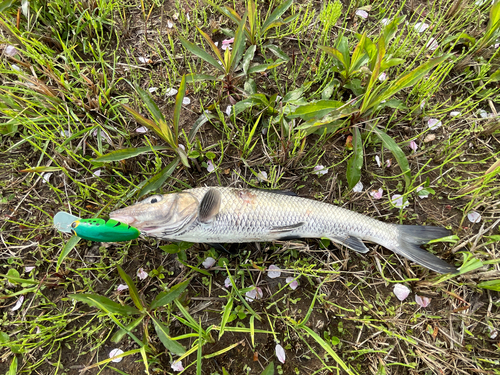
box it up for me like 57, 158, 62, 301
329, 235, 369, 254
199, 189, 221, 223
256, 188, 298, 196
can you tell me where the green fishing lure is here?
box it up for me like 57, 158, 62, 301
70, 218, 140, 242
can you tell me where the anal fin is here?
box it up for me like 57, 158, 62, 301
329, 235, 369, 254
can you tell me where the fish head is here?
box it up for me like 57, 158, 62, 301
110, 192, 199, 236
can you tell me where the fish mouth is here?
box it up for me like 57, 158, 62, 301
109, 212, 136, 226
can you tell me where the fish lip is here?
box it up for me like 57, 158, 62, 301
109, 212, 136, 226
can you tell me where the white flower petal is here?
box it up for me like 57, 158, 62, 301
245, 286, 263, 302
202, 257, 216, 269
167, 20, 174, 28
375, 155, 381, 167
137, 268, 148, 280
426, 37, 439, 51
178, 144, 185, 150
352, 181, 363, 193
257, 171, 268, 182
393, 284, 411, 301
414, 22, 429, 33
313, 165, 328, 176
109, 348, 124, 363
171, 361, 184, 372
370, 188, 383, 200
21, 0, 29, 18
42, 172, 53, 184
182, 97, 191, 105
415, 294, 431, 308
391, 194, 409, 208
11, 64, 21, 72
93, 169, 101, 177
275, 344, 286, 364
409, 140, 418, 152
5, 45, 18, 57
467, 211, 481, 223
378, 72, 387, 81
478, 109, 489, 118
428, 118, 442, 130
386, 159, 392, 168
117, 284, 129, 291
224, 277, 231, 288
267, 265, 281, 279
11, 296, 24, 311
136, 126, 148, 133
416, 186, 429, 199
25, 266, 35, 273
206, 160, 215, 172
148, 87, 158, 93
286, 277, 298, 290
165, 88, 178, 97
450, 111, 461, 117
138, 56, 149, 63
355, 9, 368, 19
381, 18, 390, 26
420, 100, 426, 110
226, 105, 232, 116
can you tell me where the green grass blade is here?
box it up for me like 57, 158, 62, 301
261, 0, 293, 33
179, 35, 225, 73
173, 75, 187, 146
188, 113, 214, 143
150, 279, 191, 310
196, 27, 224, 64
230, 14, 248, 71
349, 32, 367, 75
69, 294, 140, 315
122, 104, 161, 134
288, 100, 344, 120
219, 296, 233, 339
138, 157, 180, 198
319, 46, 346, 70
346, 127, 363, 189
57, 235, 80, 272
93, 146, 170, 162
152, 317, 186, 355
7, 355, 17, 375
371, 127, 411, 189
117, 265, 144, 311
135, 86, 166, 123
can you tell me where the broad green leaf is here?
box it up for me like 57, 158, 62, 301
138, 157, 180, 197
111, 316, 144, 343
288, 100, 344, 120
70, 294, 140, 315
152, 317, 186, 354
320, 46, 347, 70
136, 86, 166, 123
117, 265, 144, 311
0, 0, 15, 12
282, 87, 304, 102
247, 0, 257, 43
295, 105, 357, 132
188, 113, 215, 143
122, 104, 161, 134
0, 331, 9, 343
177, 146, 190, 168
196, 27, 224, 64
230, 14, 248, 71
219, 297, 233, 339
489, 69, 500, 82
361, 37, 386, 114
477, 279, 500, 292
57, 235, 80, 272
382, 16, 405, 45
158, 119, 175, 147
264, 44, 290, 61
346, 127, 363, 189
173, 75, 187, 145
242, 45, 256, 75
247, 60, 286, 74
380, 57, 405, 72
8, 356, 17, 375
261, 362, 274, 375
179, 35, 225, 73
337, 36, 351, 71
262, 0, 293, 33
185, 73, 217, 82
93, 146, 170, 162
371, 127, 411, 189
349, 33, 368, 75
150, 279, 191, 309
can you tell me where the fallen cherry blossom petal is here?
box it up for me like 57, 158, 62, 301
275, 344, 286, 364
93, 169, 101, 177
206, 160, 215, 172
137, 268, 148, 280
268, 265, 281, 279
375, 155, 381, 167
148, 87, 158, 93
245, 286, 263, 302
370, 188, 383, 200
11, 296, 24, 311
386, 159, 392, 168
226, 105, 232, 116
415, 294, 431, 308
467, 211, 481, 223
221, 38, 234, 50
138, 56, 150, 64
171, 361, 184, 372
257, 171, 268, 182
409, 140, 418, 152
352, 181, 363, 193
416, 186, 429, 199
355, 9, 368, 19
182, 97, 191, 105
224, 277, 231, 288
428, 118, 442, 130
286, 277, 298, 290
478, 109, 489, 118
381, 18, 390, 26
136, 126, 148, 133
178, 144, 185, 150
36, 326, 41, 334
42, 172, 53, 183
117, 284, 129, 292
202, 257, 216, 269
420, 100, 426, 110
450, 111, 461, 117
12, 64, 21, 72
313, 165, 328, 176
391, 194, 409, 208
167, 20, 174, 28
414, 22, 429, 33
109, 348, 124, 363
5, 45, 18, 57
393, 284, 411, 301
25, 266, 35, 273
165, 88, 178, 97
488, 327, 498, 339
378, 72, 387, 81
426, 37, 439, 51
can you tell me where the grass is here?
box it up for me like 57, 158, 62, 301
1, 0, 500, 374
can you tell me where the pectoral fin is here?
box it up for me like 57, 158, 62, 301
270, 222, 305, 233
199, 189, 222, 223
329, 235, 369, 253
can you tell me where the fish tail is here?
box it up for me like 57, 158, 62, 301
389, 225, 457, 274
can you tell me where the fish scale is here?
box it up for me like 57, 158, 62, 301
110, 186, 458, 274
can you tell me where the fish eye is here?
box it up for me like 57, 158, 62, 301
147, 195, 162, 204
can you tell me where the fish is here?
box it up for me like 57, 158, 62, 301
110, 187, 458, 274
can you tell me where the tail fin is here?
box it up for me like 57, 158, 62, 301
391, 226, 457, 274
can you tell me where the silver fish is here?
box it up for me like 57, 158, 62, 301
110, 187, 457, 274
